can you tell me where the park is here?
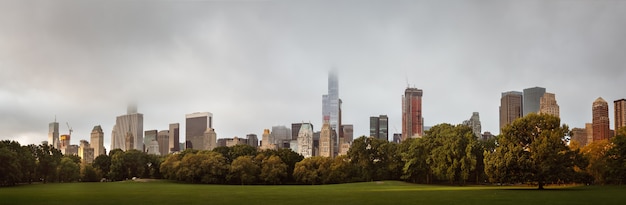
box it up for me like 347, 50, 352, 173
1, 180, 625, 205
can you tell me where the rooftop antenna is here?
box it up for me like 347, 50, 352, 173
405, 71, 410, 88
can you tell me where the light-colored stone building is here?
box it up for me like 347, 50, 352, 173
297, 123, 313, 158
111, 105, 144, 151
78, 140, 94, 164
90, 125, 105, 157
320, 121, 335, 158
261, 129, 277, 150
204, 128, 217, 151
539, 92, 560, 117
462, 112, 481, 138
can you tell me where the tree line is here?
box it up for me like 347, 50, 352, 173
2, 113, 626, 188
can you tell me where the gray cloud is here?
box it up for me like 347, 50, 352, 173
1, 0, 625, 149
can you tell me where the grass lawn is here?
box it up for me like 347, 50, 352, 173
1, 181, 624, 205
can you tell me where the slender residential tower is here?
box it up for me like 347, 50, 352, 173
615, 99, 626, 133
90, 125, 105, 156
402, 87, 423, 140
48, 120, 60, 149
592, 97, 610, 141
168, 123, 180, 153
523, 87, 546, 116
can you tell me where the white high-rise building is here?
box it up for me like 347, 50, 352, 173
297, 123, 313, 158
111, 105, 144, 151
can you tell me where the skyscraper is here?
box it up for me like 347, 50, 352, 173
246, 134, 258, 147
615, 99, 626, 133
322, 69, 341, 154
78, 140, 94, 164
341, 124, 353, 143
402, 87, 423, 140
48, 121, 59, 149
169, 123, 180, 153
144, 130, 158, 152
500, 91, 523, 131
369, 115, 389, 141
90, 125, 105, 157
523, 87, 546, 116
271, 125, 291, 148
261, 129, 276, 150
157, 130, 169, 156
592, 97, 610, 141
185, 112, 212, 150
111, 105, 144, 151
320, 120, 334, 158
539, 92, 560, 117
204, 128, 217, 151
297, 123, 313, 158
462, 112, 481, 138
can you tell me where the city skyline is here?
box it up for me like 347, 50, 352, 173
1, 1, 626, 150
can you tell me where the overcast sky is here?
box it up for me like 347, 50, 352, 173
1, 0, 625, 151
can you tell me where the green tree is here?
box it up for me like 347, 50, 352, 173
229, 156, 259, 185
484, 113, 583, 189
34, 143, 62, 183
425, 124, 477, 184
0, 146, 20, 186
606, 129, 626, 184
260, 155, 288, 184
80, 163, 99, 182
348, 136, 400, 181
293, 156, 331, 185
326, 155, 355, 184
92, 155, 111, 180
177, 151, 229, 184
57, 157, 80, 182
400, 138, 430, 183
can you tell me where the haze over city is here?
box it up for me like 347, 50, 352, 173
1, 0, 625, 152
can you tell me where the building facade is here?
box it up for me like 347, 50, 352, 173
169, 123, 180, 153
90, 125, 105, 157
539, 92, 560, 117
341, 124, 353, 143
261, 129, 276, 150
186, 112, 212, 150
271, 125, 292, 149
78, 140, 94, 164
571, 128, 588, 147
592, 97, 610, 141
402, 87, 423, 140
500, 91, 523, 131
615, 99, 626, 133
144, 130, 158, 152
523, 87, 546, 116
297, 123, 313, 158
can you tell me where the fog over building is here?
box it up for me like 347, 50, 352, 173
523, 87, 546, 116
402, 87, 423, 140
500, 91, 523, 131
111, 105, 144, 151
185, 112, 212, 150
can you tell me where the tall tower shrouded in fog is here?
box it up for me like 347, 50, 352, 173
322, 69, 341, 155
111, 105, 144, 151
402, 87, 423, 140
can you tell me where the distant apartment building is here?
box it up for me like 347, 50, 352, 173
144, 130, 158, 152
319, 120, 335, 158
297, 123, 314, 158
500, 91, 523, 131
462, 112, 482, 138
341, 124, 353, 143
246, 134, 258, 147
271, 125, 292, 149
186, 112, 212, 150
523, 87, 546, 116
157, 130, 169, 156
78, 140, 94, 164
169, 123, 180, 153
370, 115, 389, 141
592, 97, 610, 141
90, 125, 105, 157
402, 87, 423, 140
571, 128, 588, 147
539, 92, 560, 117
615, 99, 626, 133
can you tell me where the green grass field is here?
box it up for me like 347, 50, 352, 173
1, 181, 624, 205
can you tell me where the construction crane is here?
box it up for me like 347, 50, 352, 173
66, 122, 73, 136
